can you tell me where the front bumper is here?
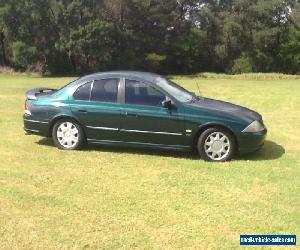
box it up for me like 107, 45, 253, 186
236, 129, 267, 154
23, 114, 50, 137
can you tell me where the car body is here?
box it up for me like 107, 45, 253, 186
24, 71, 267, 162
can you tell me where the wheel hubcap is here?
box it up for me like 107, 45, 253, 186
57, 122, 79, 148
204, 132, 231, 161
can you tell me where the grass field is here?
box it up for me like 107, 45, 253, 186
0, 74, 299, 249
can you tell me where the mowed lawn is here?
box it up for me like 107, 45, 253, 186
0, 74, 299, 249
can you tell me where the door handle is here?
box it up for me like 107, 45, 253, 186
78, 109, 88, 114
125, 112, 138, 117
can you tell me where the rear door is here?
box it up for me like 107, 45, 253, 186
120, 78, 185, 146
70, 78, 122, 141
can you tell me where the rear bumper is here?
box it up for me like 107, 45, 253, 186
236, 129, 267, 154
23, 115, 50, 137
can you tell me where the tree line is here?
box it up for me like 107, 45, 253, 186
0, 0, 299, 75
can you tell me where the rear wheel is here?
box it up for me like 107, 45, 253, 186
197, 127, 235, 162
52, 119, 84, 150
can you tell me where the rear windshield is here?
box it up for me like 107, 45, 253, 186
57, 78, 80, 91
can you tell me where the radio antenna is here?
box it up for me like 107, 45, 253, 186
196, 82, 201, 96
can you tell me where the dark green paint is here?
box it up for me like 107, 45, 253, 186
24, 71, 267, 154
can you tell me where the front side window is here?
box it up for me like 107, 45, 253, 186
91, 78, 119, 103
125, 79, 166, 106
73, 82, 92, 101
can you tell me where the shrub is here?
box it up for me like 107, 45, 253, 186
231, 54, 254, 74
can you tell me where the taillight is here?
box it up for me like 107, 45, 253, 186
24, 101, 31, 115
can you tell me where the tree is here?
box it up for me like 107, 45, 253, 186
0, 0, 299, 74
279, 2, 300, 74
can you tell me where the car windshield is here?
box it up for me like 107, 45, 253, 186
158, 78, 194, 102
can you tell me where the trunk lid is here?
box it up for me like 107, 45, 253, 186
26, 88, 57, 100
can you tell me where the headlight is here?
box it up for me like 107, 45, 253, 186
242, 120, 265, 133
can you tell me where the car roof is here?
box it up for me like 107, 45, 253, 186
78, 71, 164, 84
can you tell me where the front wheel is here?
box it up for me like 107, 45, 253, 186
52, 119, 85, 150
197, 128, 236, 162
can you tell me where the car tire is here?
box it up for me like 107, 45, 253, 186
197, 127, 236, 162
52, 119, 85, 150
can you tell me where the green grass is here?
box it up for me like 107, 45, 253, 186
0, 74, 299, 249
181, 72, 300, 80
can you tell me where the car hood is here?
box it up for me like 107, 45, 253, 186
187, 97, 262, 123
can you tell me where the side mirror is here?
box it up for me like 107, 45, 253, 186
162, 99, 173, 109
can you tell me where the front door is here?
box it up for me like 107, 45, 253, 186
70, 78, 122, 141
120, 79, 185, 146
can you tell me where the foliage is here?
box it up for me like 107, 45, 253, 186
280, 27, 300, 74
0, 0, 299, 75
11, 41, 37, 68
231, 54, 253, 74
145, 53, 166, 71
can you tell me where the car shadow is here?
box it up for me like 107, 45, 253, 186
36, 139, 284, 161
236, 140, 285, 161
35, 138, 200, 160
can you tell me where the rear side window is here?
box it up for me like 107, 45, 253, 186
91, 78, 119, 103
125, 79, 166, 106
73, 82, 92, 101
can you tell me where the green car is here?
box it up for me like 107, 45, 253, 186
24, 71, 267, 162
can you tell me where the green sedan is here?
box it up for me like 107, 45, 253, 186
24, 71, 267, 162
